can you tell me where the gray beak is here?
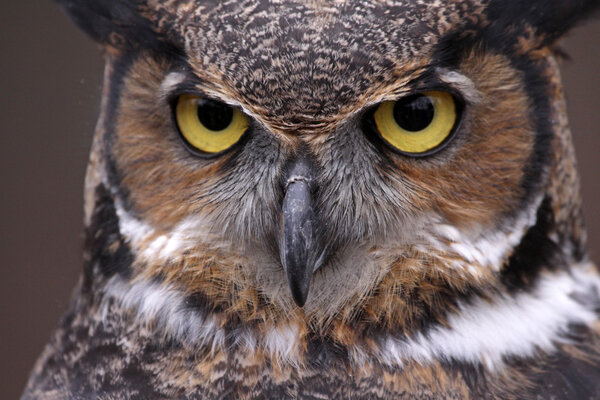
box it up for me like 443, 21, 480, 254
280, 159, 324, 307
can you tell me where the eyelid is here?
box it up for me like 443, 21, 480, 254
436, 68, 481, 104
160, 72, 187, 95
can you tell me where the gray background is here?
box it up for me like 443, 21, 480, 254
0, 2, 598, 398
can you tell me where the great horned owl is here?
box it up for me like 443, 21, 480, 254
22, 0, 600, 399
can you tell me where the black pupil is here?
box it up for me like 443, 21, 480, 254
393, 94, 435, 132
197, 99, 233, 131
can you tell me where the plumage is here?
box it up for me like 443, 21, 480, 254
22, 0, 600, 398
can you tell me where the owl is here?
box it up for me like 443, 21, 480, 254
22, 0, 600, 398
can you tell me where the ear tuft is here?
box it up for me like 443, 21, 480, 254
55, 0, 158, 50
487, 0, 600, 47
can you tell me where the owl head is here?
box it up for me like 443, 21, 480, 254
59, 0, 598, 364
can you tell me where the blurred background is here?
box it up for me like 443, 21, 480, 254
0, 2, 598, 398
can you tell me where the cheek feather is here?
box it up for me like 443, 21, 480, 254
111, 56, 249, 232
389, 53, 535, 227
432, 193, 544, 272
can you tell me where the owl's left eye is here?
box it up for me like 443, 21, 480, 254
175, 94, 249, 155
372, 91, 459, 156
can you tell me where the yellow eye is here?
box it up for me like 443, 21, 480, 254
373, 91, 458, 155
175, 94, 249, 154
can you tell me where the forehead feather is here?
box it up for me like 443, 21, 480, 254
145, 0, 485, 122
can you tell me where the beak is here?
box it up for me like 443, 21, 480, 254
280, 159, 324, 307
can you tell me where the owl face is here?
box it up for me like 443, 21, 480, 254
65, 0, 593, 336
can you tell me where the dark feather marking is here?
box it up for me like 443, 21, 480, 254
22, 295, 183, 399
446, 328, 600, 399
510, 54, 555, 210
442, 361, 488, 396
486, 0, 600, 48
306, 334, 350, 369
512, 328, 600, 400
185, 291, 228, 315
55, 0, 160, 50
84, 184, 134, 284
501, 196, 566, 291
102, 52, 136, 212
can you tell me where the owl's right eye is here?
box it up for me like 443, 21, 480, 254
175, 94, 249, 155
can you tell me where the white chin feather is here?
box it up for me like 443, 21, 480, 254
102, 264, 599, 371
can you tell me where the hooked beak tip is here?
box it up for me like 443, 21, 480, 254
289, 280, 310, 307
281, 245, 314, 307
